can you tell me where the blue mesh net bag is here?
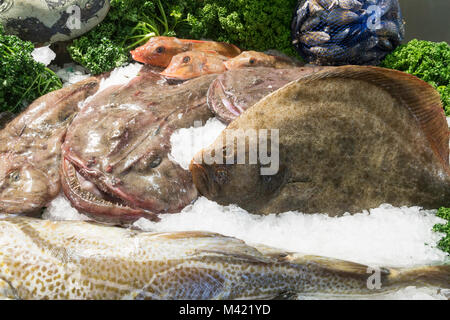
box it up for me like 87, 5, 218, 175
291, 0, 405, 65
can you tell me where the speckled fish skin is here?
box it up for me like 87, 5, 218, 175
191, 66, 450, 215
0, 0, 110, 45
0, 77, 101, 215
207, 66, 327, 124
61, 69, 219, 224
0, 217, 448, 300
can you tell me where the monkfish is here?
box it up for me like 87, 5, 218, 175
190, 66, 450, 215
0, 217, 448, 300
130, 36, 241, 68
207, 66, 327, 124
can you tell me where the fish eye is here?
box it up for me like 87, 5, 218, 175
9, 171, 20, 182
183, 56, 191, 64
214, 167, 228, 185
249, 58, 256, 65
149, 156, 162, 168
156, 46, 165, 54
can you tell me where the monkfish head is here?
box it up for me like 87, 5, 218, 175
0, 155, 49, 215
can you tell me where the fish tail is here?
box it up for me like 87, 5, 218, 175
387, 265, 450, 289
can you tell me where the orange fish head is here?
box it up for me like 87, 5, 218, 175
160, 51, 227, 80
224, 51, 274, 70
130, 36, 186, 67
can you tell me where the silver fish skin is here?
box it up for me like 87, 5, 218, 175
0, 217, 449, 300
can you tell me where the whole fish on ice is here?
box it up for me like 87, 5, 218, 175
0, 217, 448, 300
191, 66, 450, 215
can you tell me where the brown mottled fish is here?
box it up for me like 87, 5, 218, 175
60, 72, 219, 224
0, 77, 101, 215
0, 217, 448, 300
130, 36, 241, 67
190, 66, 450, 215
160, 51, 228, 80
224, 51, 304, 70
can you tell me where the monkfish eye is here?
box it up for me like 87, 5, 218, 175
213, 167, 228, 185
9, 171, 20, 182
149, 156, 162, 168
155, 46, 165, 54
183, 56, 191, 64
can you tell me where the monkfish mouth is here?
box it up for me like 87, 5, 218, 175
60, 158, 160, 224
209, 78, 244, 118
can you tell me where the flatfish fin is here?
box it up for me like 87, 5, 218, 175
293, 66, 450, 170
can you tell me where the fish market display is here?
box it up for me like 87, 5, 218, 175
161, 50, 304, 80
0, 217, 448, 300
291, 0, 405, 65
207, 66, 326, 124
130, 36, 242, 68
0, 0, 110, 44
191, 66, 450, 215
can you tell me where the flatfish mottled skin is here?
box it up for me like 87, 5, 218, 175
191, 66, 450, 215
0, 77, 101, 215
61, 70, 219, 223
0, 217, 448, 300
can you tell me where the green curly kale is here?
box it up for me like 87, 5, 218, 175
175, 0, 299, 57
68, 0, 178, 75
433, 207, 450, 254
68, 0, 301, 74
380, 40, 450, 116
0, 25, 62, 113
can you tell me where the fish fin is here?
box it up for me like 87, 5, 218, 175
146, 231, 226, 240
197, 249, 273, 264
292, 254, 391, 278
388, 265, 450, 289
296, 66, 450, 170
141, 266, 226, 300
